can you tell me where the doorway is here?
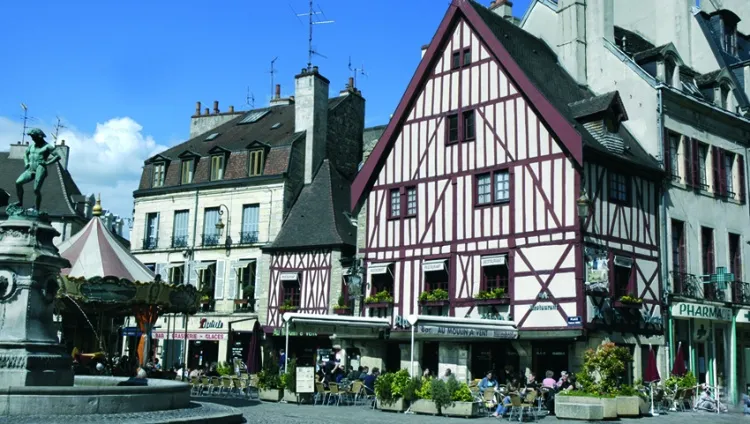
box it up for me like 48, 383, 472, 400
532, 342, 569, 378
422, 342, 439, 377
385, 343, 401, 373
188, 340, 219, 369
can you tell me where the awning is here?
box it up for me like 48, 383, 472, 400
614, 256, 633, 268
368, 262, 392, 275
481, 255, 506, 267
280, 272, 299, 281
229, 318, 258, 333
232, 259, 256, 268
282, 313, 390, 338
406, 315, 517, 340
193, 261, 214, 271
422, 259, 447, 272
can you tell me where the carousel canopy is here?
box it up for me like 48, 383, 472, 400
58, 201, 154, 282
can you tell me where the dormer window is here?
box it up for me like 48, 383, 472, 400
604, 116, 620, 133
724, 19, 737, 56
180, 159, 194, 184
248, 149, 265, 176
665, 59, 676, 86
720, 83, 731, 110
152, 162, 165, 187
210, 155, 225, 181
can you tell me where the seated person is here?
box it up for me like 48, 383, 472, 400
478, 371, 498, 394
363, 367, 379, 394
541, 370, 556, 389
696, 385, 727, 412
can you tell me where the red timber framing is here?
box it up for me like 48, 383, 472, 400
266, 250, 332, 328
350, 0, 660, 333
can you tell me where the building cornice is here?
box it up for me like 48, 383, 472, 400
133, 174, 286, 198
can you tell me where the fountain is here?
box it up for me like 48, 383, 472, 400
0, 166, 244, 422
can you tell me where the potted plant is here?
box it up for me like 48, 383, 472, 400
418, 288, 450, 305
333, 295, 351, 315
473, 287, 509, 304
616, 295, 643, 308
375, 369, 413, 412
279, 299, 298, 313
364, 290, 394, 306
257, 370, 285, 402
441, 376, 480, 417
409, 377, 438, 414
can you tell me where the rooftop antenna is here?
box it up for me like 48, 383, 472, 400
348, 56, 368, 88
269, 57, 279, 99
20, 103, 29, 144
292, 1, 334, 71
52, 116, 67, 143
245, 87, 255, 110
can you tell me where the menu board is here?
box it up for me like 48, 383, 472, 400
296, 366, 315, 393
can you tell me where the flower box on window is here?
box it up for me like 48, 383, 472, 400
418, 288, 449, 305
234, 299, 249, 305
473, 287, 508, 304
614, 295, 643, 309
364, 291, 394, 304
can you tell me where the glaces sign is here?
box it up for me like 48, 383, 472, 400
671, 302, 731, 321
199, 318, 224, 329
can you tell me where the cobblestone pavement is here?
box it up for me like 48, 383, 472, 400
200, 397, 749, 424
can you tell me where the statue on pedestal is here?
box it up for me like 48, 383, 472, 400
11, 128, 60, 213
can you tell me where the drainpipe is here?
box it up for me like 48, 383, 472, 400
657, 87, 673, 373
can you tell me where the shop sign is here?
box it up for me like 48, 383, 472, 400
584, 247, 609, 293
481, 255, 506, 267
567, 316, 582, 325
280, 272, 299, 281
199, 318, 224, 329
422, 259, 446, 272
530, 303, 556, 311
272, 328, 317, 337
415, 325, 517, 339
671, 302, 731, 321
152, 331, 226, 341
369, 263, 391, 275
395, 315, 411, 329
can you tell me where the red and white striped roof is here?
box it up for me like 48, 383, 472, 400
58, 217, 155, 282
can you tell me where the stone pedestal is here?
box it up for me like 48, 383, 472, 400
0, 215, 73, 388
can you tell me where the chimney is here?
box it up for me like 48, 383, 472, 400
8, 142, 26, 159
213, 100, 219, 114
204, 107, 210, 115
270, 84, 295, 106
295, 66, 330, 185
275, 84, 281, 99
228, 105, 234, 113
557, 0, 588, 85
190, 101, 242, 138
56, 139, 70, 169
195, 101, 201, 117
490, 0, 513, 20
340, 77, 358, 97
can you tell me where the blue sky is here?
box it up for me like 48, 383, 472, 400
0, 0, 532, 219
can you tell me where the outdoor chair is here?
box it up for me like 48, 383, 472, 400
314, 382, 330, 406
507, 393, 524, 422
521, 391, 538, 422
483, 389, 497, 416
189, 376, 200, 395
247, 375, 260, 400
209, 376, 222, 396
220, 377, 234, 396
328, 383, 344, 406
199, 376, 211, 396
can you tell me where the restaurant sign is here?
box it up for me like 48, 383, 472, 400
415, 325, 517, 340
671, 302, 731, 321
152, 331, 226, 341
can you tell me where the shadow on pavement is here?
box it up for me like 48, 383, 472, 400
194, 395, 261, 408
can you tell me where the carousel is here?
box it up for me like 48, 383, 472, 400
56, 196, 200, 370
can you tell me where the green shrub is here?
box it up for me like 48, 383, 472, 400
665, 371, 697, 389
576, 342, 633, 397
419, 288, 449, 302
415, 377, 432, 399
451, 383, 473, 402
284, 358, 297, 392
375, 372, 396, 404
558, 390, 616, 398
430, 379, 452, 414
216, 361, 233, 376
403, 377, 422, 402
474, 287, 506, 300
364, 290, 394, 304
391, 369, 411, 399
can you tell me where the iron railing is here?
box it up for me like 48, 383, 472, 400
171, 235, 189, 248
671, 271, 719, 301
201, 234, 220, 247
142, 237, 158, 250
239, 231, 259, 244
733, 282, 750, 305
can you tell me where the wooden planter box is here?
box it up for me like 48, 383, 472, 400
283, 390, 313, 404
420, 300, 449, 307
377, 398, 408, 412
259, 388, 283, 402
616, 395, 641, 417
234, 299, 249, 305
410, 399, 438, 415
472, 298, 510, 305
557, 395, 617, 419
442, 401, 481, 417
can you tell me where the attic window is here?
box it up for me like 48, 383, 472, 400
239, 110, 270, 125
720, 84, 731, 110
664, 59, 676, 86
724, 19, 737, 56
248, 149, 264, 176
605, 116, 620, 133
204, 133, 220, 142
271, 122, 282, 130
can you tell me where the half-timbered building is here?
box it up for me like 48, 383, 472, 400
351, 0, 663, 378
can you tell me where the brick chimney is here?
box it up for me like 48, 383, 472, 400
490, 0, 513, 20
295, 66, 329, 185
190, 100, 243, 138
56, 139, 70, 169
213, 100, 220, 115
339, 77, 360, 97
270, 84, 295, 106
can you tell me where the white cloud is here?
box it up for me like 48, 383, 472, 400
0, 116, 167, 221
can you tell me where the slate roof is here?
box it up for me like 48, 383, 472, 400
614, 26, 656, 56
266, 160, 356, 250
632, 44, 674, 63
468, 1, 660, 170
0, 151, 86, 218
363, 125, 387, 155
568, 92, 622, 119
696, 70, 721, 87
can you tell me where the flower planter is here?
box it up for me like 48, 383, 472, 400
410, 399, 438, 415
557, 395, 617, 419
377, 398, 408, 412
473, 298, 510, 305
616, 396, 641, 417
283, 390, 313, 404
259, 388, 283, 402
279, 307, 299, 313
420, 300, 450, 307
234, 299, 248, 304
614, 301, 642, 309
364, 302, 393, 308
442, 401, 481, 417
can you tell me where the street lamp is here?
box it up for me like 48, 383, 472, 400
576, 190, 592, 220
215, 204, 231, 255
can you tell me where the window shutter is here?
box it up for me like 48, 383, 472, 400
227, 261, 238, 300
663, 129, 671, 175
712, 146, 721, 194
691, 139, 700, 187
719, 149, 728, 196
187, 261, 198, 287
739, 155, 746, 203
155, 263, 166, 281
683, 138, 692, 186
214, 260, 225, 300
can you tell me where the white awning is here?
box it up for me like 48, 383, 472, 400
368, 262, 392, 275
422, 259, 447, 272
481, 255, 506, 267
193, 261, 214, 271
406, 315, 517, 340
280, 272, 299, 281
165, 262, 184, 270
282, 313, 390, 338
614, 256, 633, 268
233, 259, 256, 269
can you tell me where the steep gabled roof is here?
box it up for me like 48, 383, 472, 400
266, 160, 355, 250
568, 91, 628, 121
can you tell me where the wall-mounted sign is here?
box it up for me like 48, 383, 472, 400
537, 292, 549, 300
395, 315, 411, 329
422, 259, 446, 272
199, 318, 224, 329
271, 328, 317, 337
614, 256, 633, 268
369, 263, 391, 275
736, 309, 750, 324
280, 272, 299, 281
567, 316, 582, 325
152, 331, 226, 341
671, 302, 731, 321
481, 255, 506, 267
415, 325, 517, 339
530, 303, 557, 311
584, 247, 609, 293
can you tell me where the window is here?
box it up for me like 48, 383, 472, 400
671, 220, 686, 275
424, 266, 449, 292
452, 51, 461, 69
168, 264, 184, 285
463, 110, 475, 140
608, 171, 629, 204
476, 173, 491, 205
730, 233, 742, 283
724, 20, 737, 55
210, 155, 224, 181
282, 280, 300, 307
199, 263, 217, 312
463, 48, 471, 66
495, 172, 510, 202
613, 260, 632, 299
172, 210, 189, 248
371, 270, 394, 296
452, 48, 471, 69
202, 207, 220, 246
406, 187, 417, 216
668, 133, 680, 180
389, 189, 401, 218
180, 160, 194, 184
701, 227, 715, 300
482, 265, 509, 293
725, 152, 735, 196
241, 204, 260, 244
720, 84, 731, 110
144, 212, 159, 249
447, 114, 459, 143
237, 263, 256, 311
152, 163, 165, 187
684, 139, 694, 186
665, 59, 676, 86
249, 149, 264, 176
698, 143, 708, 187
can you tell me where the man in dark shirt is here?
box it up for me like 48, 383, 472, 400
363, 367, 379, 394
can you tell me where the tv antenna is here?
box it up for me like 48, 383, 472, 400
269, 57, 279, 99
292, 1, 334, 70
52, 116, 67, 143
348, 56, 368, 88
245, 87, 255, 110
20, 103, 30, 144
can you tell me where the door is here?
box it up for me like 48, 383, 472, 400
422, 342, 439, 377
385, 343, 401, 373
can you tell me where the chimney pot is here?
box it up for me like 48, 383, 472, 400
275, 84, 281, 99
195, 101, 201, 116
213, 100, 219, 114
204, 107, 210, 115
61, 139, 65, 145
348, 77, 354, 89
228, 105, 234, 113
301, 67, 307, 74
312, 66, 319, 74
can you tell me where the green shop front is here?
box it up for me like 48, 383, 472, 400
733, 307, 750, 399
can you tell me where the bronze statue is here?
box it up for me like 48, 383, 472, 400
14, 128, 60, 211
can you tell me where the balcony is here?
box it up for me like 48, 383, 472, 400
672, 271, 722, 301
733, 282, 750, 305
171, 235, 189, 249
142, 237, 158, 250
201, 233, 220, 247
234, 299, 255, 313
239, 231, 259, 244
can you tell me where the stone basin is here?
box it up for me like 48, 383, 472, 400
0, 376, 190, 416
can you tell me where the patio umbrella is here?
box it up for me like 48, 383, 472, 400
671, 341, 687, 377
246, 320, 262, 374
645, 345, 661, 383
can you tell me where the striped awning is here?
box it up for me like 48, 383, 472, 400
58, 217, 155, 282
